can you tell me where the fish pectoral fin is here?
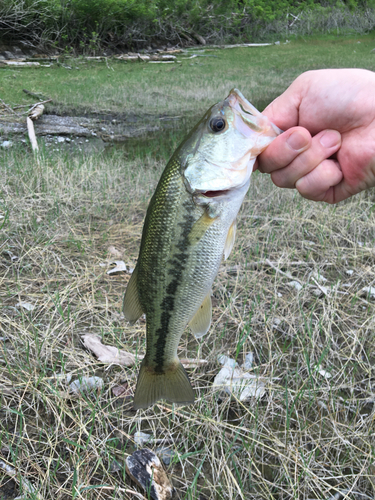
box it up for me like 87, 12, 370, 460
188, 211, 217, 245
224, 220, 236, 260
133, 358, 195, 410
123, 266, 143, 324
189, 292, 212, 338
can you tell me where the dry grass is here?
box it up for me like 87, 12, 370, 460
1, 135, 375, 500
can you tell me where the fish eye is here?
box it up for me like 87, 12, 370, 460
209, 117, 226, 133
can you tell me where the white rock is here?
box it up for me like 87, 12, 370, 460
311, 271, 327, 283
288, 280, 303, 291
346, 270, 354, 275
318, 369, 332, 379
57, 136, 65, 143
69, 376, 104, 394
134, 431, 152, 446
1, 140, 12, 148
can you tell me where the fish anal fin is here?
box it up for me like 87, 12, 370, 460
133, 358, 195, 410
123, 266, 143, 324
224, 220, 236, 260
189, 292, 212, 338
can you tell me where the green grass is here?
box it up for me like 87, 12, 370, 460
1, 35, 375, 499
1, 34, 375, 117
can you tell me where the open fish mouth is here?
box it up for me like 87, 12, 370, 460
200, 189, 231, 198
228, 88, 283, 136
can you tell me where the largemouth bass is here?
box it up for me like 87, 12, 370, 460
123, 89, 281, 409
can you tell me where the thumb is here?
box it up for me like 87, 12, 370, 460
262, 82, 304, 131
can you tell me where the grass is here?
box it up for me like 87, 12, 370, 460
1, 34, 375, 118
1, 35, 375, 499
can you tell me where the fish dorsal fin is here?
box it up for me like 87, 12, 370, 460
189, 292, 212, 338
224, 220, 236, 260
123, 266, 143, 324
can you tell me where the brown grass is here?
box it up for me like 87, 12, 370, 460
1, 141, 375, 499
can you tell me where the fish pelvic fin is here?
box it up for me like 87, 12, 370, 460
224, 220, 236, 260
123, 266, 143, 324
189, 292, 212, 338
133, 358, 195, 410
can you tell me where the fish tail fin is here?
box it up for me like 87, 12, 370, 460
133, 358, 195, 410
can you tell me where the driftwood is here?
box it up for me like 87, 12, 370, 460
27, 116, 39, 153
126, 449, 173, 500
116, 54, 177, 62
1, 60, 40, 66
27, 102, 49, 154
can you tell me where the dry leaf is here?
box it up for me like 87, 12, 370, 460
112, 382, 133, 398
107, 260, 127, 274
17, 302, 35, 311
82, 334, 141, 366
213, 357, 266, 401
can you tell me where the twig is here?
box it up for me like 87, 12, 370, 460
265, 258, 296, 281
0, 98, 20, 117
28, 99, 52, 114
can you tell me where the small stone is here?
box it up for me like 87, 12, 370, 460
69, 376, 104, 394
1, 141, 12, 148
110, 459, 123, 472
156, 447, 174, 466
288, 280, 303, 291
318, 369, 332, 379
57, 136, 65, 143
134, 431, 152, 447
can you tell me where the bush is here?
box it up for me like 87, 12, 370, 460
1, 0, 374, 52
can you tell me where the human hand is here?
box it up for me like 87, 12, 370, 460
256, 69, 375, 203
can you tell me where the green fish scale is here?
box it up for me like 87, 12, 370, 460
136, 153, 226, 372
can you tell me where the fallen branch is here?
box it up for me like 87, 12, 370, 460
23, 89, 48, 100
26, 116, 39, 153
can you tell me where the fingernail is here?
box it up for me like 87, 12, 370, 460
320, 130, 340, 148
287, 131, 309, 151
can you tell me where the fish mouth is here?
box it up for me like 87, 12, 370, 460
199, 189, 231, 198
228, 88, 283, 135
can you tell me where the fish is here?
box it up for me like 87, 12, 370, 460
123, 89, 281, 410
